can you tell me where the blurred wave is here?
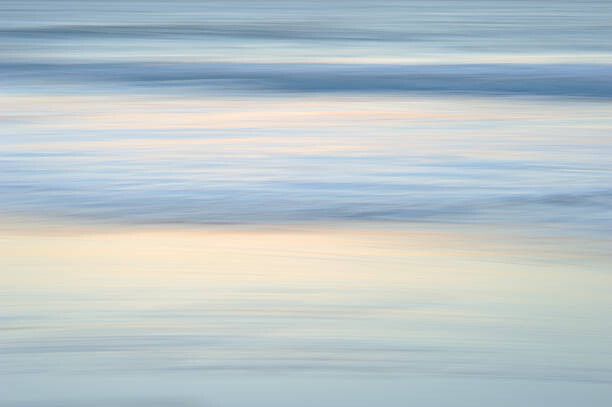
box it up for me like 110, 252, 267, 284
3, 0, 612, 64
0, 23, 424, 42
1, 179, 611, 227
3, 62, 612, 97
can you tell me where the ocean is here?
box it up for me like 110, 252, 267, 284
1, 1, 612, 406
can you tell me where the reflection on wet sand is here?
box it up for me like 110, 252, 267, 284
2, 223, 611, 404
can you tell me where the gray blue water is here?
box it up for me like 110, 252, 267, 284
2, 0, 612, 228
1, 1, 612, 406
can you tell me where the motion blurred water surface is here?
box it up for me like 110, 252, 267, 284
1, 1, 612, 406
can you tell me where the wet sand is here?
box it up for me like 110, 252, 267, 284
2, 222, 611, 406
